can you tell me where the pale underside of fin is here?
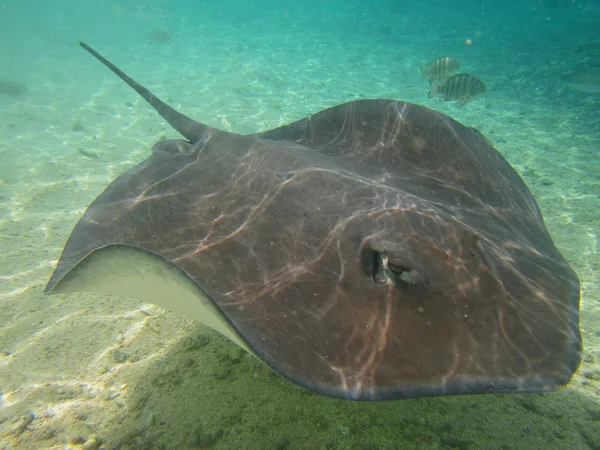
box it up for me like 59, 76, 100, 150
49, 244, 253, 355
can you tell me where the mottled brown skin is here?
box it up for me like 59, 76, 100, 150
46, 43, 581, 400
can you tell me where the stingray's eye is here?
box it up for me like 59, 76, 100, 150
387, 260, 428, 287
360, 248, 390, 284
373, 250, 389, 284
387, 262, 405, 276
360, 249, 428, 287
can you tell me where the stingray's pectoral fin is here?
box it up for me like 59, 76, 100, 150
47, 244, 253, 355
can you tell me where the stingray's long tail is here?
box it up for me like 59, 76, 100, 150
79, 41, 213, 143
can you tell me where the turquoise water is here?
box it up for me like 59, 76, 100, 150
1, 0, 599, 448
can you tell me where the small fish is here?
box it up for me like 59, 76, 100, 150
429, 73, 486, 107
561, 69, 600, 93
421, 57, 461, 82
148, 29, 172, 44
575, 42, 600, 53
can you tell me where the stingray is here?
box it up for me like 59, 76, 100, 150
561, 68, 600, 93
45, 42, 582, 401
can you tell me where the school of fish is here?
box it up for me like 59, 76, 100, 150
422, 56, 486, 107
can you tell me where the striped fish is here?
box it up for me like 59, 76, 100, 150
429, 74, 486, 107
421, 57, 461, 82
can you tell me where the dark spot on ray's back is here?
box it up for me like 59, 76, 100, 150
45, 42, 582, 401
